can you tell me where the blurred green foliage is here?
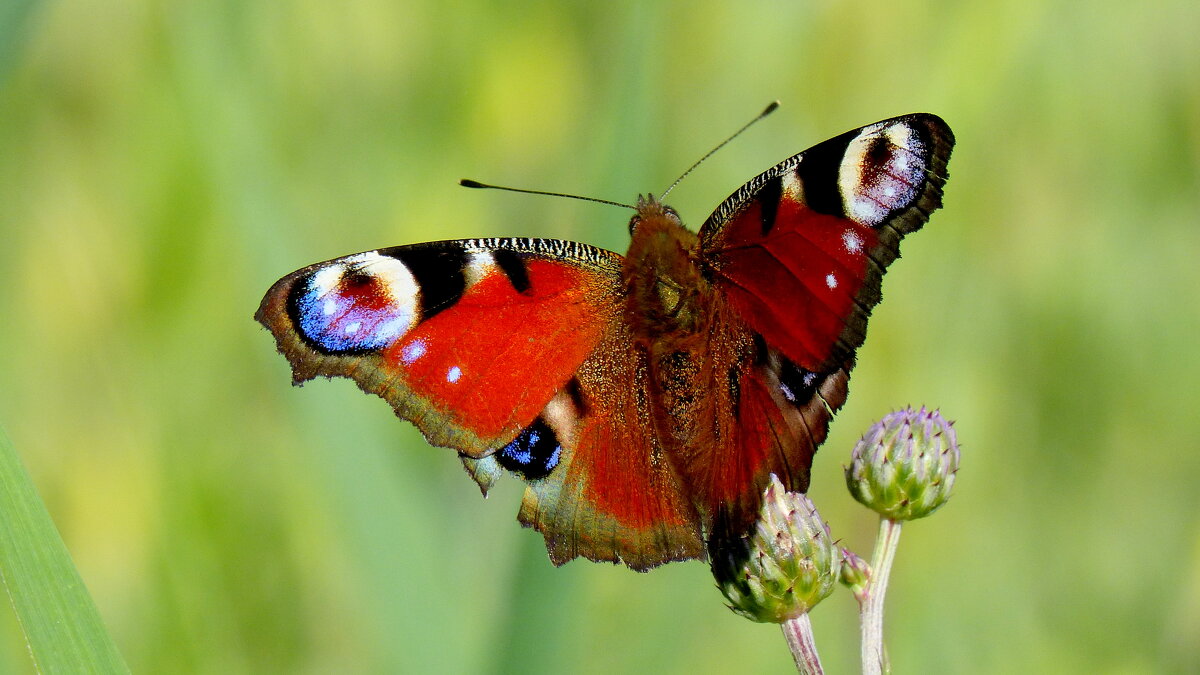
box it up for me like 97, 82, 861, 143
1, 0, 1197, 672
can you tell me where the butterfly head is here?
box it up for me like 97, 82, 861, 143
628, 194, 682, 236
622, 194, 706, 338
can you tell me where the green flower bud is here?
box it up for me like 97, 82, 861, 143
712, 475, 841, 623
845, 406, 959, 521
839, 548, 871, 604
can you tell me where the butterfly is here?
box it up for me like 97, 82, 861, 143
256, 113, 954, 571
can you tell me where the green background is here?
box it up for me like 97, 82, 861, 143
1, 0, 1197, 672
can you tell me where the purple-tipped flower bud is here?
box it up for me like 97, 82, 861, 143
713, 475, 841, 623
839, 548, 871, 604
845, 406, 959, 521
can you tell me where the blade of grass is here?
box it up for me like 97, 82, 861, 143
0, 425, 129, 674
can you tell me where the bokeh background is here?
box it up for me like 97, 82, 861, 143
1, 0, 1198, 672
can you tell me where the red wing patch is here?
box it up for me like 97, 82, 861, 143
708, 349, 849, 533
381, 259, 607, 442
701, 114, 954, 373
705, 197, 880, 371
256, 239, 624, 456
515, 325, 705, 571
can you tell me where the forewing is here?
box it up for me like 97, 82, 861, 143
256, 238, 624, 457
699, 114, 954, 373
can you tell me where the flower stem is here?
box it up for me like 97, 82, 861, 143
781, 613, 824, 674
861, 518, 902, 674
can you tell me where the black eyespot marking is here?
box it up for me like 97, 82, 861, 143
496, 417, 562, 481
340, 268, 373, 288
795, 127, 857, 217
285, 267, 392, 356
386, 245, 467, 319
756, 174, 783, 235
864, 134, 892, 164
493, 249, 532, 294
285, 272, 353, 356
779, 359, 822, 406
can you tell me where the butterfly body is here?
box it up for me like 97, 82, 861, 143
257, 114, 954, 570
623, 196, 706, 339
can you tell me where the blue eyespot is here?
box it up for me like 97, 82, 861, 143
290, 264, 415, 354
496, 418, 561, 480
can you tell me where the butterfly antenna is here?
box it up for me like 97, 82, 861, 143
459, 179, 636, 210
660, 100, 780, 200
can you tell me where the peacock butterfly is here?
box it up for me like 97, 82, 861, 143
255, 112, 954, 571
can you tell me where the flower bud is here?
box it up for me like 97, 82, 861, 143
712, 475, 841, 623
839, 548, 871, 604
845, 406, 959, 521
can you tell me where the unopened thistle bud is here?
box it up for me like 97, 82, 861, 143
845, 406, 959, 521
712, 475, 841, 623
839, 548, 871, 604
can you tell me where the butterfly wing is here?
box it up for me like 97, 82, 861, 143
699, 321, 851, 537
699, 113, 954, 373
693, 114, 954, 530
256, 239, 625, 456
257, 238, 702, 569
508, 321, 705, 570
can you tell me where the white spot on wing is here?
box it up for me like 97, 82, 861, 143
781, 170, 803, 200
541, 389, 581, 451
400, 339, 426, 364
447, 365, 462, 383
842, 229, 864, 253
351, 251, 422, 338
374, 316, 412, 343
310, 266, 345, 298
464, 250, 496, 287
345, 321, 361, 334
885, 123, 922, 154
825, 273, 838, 289
850, 196, 885, 225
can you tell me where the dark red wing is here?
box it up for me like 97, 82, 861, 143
688, 114, 954, 537
699, 114, 954, 374
676, 311, 852, 538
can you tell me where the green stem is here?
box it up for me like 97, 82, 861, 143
861, 518, 902, 675
781, 612, 824, 674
